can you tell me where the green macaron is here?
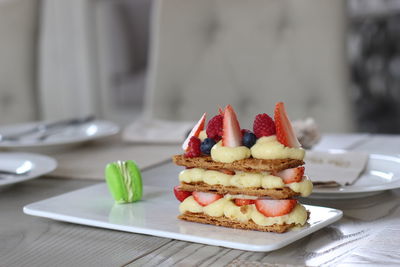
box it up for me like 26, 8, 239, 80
105, 160, 143, 204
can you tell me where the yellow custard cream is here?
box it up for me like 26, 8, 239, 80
211, 141, 251, 163
199, 130, 207, 141
179, 196, 308, 226
250, 136, 305, 160
179, 168, 313, 197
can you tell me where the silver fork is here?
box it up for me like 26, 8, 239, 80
0, 168, 30, 180
0, 169, 30, 175
0, 115, 95, 142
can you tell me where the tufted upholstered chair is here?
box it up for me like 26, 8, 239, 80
145, 0, 353, 132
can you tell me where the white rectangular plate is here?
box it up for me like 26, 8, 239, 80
24, 184, 342, 252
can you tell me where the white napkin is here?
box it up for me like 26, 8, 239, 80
122, 118, 194, 144
305, 151, 369, 187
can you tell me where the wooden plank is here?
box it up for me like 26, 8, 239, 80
125, 241, 237, 267
199, 249, 245, 266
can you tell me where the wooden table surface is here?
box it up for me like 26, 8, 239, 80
1, 134, 400, 266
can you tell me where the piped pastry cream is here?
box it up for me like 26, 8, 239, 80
250, 136, 305, 160
179, 196, 203, 213
211, 141, 251, 163
230, 172, 262, 188
211, 135, 305, 163
179, 196, 308, 226
179, 168, 313, 197
199, 130, 207, 141
224, 201, 252, 222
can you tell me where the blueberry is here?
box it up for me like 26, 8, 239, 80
242, 132, 257, 148
200, 138, 216, 155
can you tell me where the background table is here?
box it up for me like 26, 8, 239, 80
1, 134, 400, 266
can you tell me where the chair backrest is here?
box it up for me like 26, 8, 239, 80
0, 0, 38, 125
145, 0, 353, 132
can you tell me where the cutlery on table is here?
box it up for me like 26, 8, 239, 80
0, 115, 95, 142
0, 162, 31, 179
0, 168, 30, 176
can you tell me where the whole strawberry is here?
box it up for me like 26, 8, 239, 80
206, 114, 223, 140
253, 113, 276, 138
184, 136, 201, 157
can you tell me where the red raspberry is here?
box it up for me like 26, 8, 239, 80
253, 113, 276, 138
184, 136, 201, 157
206, 115, 223, 140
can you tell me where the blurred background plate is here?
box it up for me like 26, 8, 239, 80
311, 154, 400, 199
0, 120, 119, 149
0, 152, 57, 187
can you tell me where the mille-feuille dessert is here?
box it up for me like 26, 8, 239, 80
172, 103, 313, 233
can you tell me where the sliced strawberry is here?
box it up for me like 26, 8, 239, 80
173, 186, 192, 202
274, 102, 301, 148
182, 112, 206, 151
192, 191, 222, 206
234, 199, 255, 206
255, 199, 297, 217
222, 105, 242, 147
219, 169, 235, 175
275, 166, 305, 184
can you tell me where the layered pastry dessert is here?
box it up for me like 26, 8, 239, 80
172, 103, 313, 233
